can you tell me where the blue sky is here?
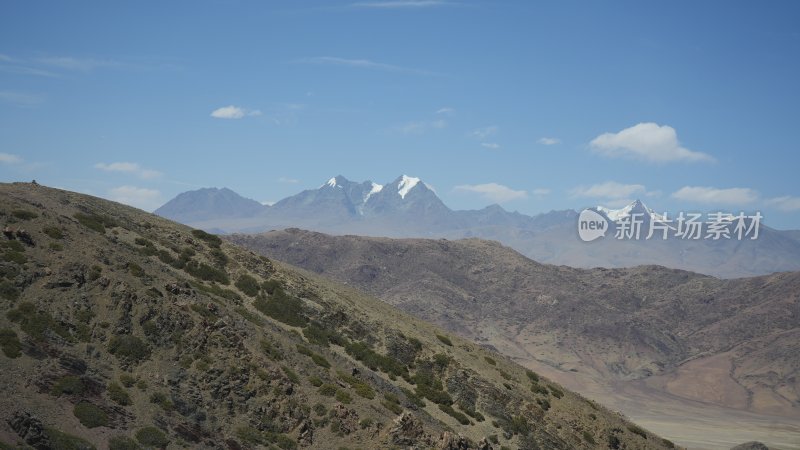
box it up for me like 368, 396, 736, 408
2, 1, 800, 228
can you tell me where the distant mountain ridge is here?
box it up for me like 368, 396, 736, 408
155, 176, 800, 278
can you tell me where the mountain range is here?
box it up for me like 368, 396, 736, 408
155, 175, 800, 278
0, 182, 679, 449
228, 228, 800, 449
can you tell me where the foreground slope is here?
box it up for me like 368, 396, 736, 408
229, 229, 800, 449
0, 182, 677, 449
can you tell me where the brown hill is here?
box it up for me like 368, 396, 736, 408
0, 182, 678, 449
228, 228, 800, 449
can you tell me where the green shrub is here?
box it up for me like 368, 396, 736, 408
319, 384, 337, 396
12, 209, 38, 220
108, 382, 131, 405
582, 430, 596, 445
303, 322, 339, 347
74, 212, 117, 233
344, 341, 407, 377
260, 339, 283, 361
435, 334, 453, 346
191, 281, 240, 301
382, 400, 403, 414
282, 366, 300, 383
43, 226, 64, 239
235, 306, 264, 325
311, 353, 330, 368
119, 373, 137, 388
484, 356, 496, 365
662, 438, 676, 448
109, 435, 140, 450
49, 242, 64, 251
359, 418, 373, 429
308, 376, 324, 387
51, 375, 86, 397
128, 262, 144, 277
261, 279, 282, 295
335, 390, 352, 404
353, 382, 375, 399
0, 280, 19, 300
3, 251, 26, 264
73, 402, 108, 428
191, 229, 221, 247
438, 403, 470, 425
44, 427, 96, 450
0, 328, 22, 358
0, 240, 24, 252
549, 386, 564, 399
254, 293, 307, 327
184, 261, 229, 284
627, 425, 648, 439
108, 335, 150, 362
135, 427, 169, 447
525, 370, 539, 382
149, 392, 174, 411
313, 403, 327, 416
235, 274, 260, 297
7, 302, 71, 342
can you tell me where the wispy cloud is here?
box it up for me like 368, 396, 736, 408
107, 185, 162, 211
0, 153, 23, 164
532, 188, 551, 197
571, 181, 648, 200
767, 196, 800, 212
350, 0, 454, 8
470, 125, 498, 140
537, 137, 561, 146
671, 186, 758, 205
0, 90, 45, 107
397, 119, 446, 134
455, 183, 527, 203
35, 56, 124, 71
210, 105, 263, 119
0, 65, 58, 77
278, 177, 300, 184
436, 107, 454, 115
293, 56, 439, 75
94, 162, 162, 179
590, 122, 714, 163
481, 142, 500, 150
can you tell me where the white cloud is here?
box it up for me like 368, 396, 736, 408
767, 196, 800, 212
481, 143, 500, 150
0, 153, 23, 164
211, 106, 245, 119
278, 177, 300, 184
532, 188, 551, 196
94, 162, 162, 179
261, 200, 276, 206
470, 125, 498, 140
108, 186, 162, 211
590, 122, 714, 163
350, 1, 452, 8
537, 137, 561, 145
454, 183, 527, 203
571, 181, 647, 199
436, 107, 454, 115
671, 186, 758, 205
294, 56, 437, 75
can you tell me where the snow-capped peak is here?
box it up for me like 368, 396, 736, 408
596, 199, 666, 222
397, 175, 420, 199
325, 177, 339, 188
364, 182, 383, 203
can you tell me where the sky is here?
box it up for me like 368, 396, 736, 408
2, 1, 800, 228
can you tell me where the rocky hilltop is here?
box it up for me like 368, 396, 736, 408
0, 182, 678, 449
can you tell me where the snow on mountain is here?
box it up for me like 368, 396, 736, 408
397, 175, 420, 199
596, 199, 666, 222
325, 177, 339, 188
364, 182, 383, 203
